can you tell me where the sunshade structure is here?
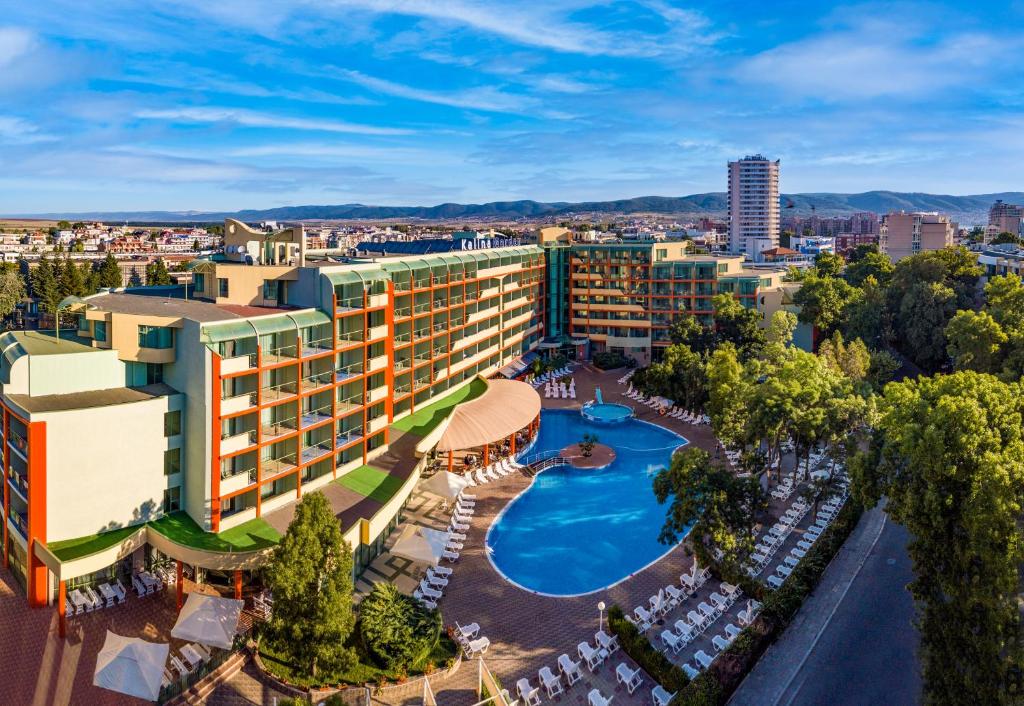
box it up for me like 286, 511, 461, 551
389, 523, 452, 564
435, 379, 541, 453
93, 631, 169, 702
420, 470, 471, 500
171, 593, 243, 650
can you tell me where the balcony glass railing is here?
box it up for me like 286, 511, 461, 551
336, 427, 364, 445
263, 417, 298, 438
220, 466, 257, 484
11, 511, 27, 538
336, 361, 364, 381
8, 429, 27, 457
8, 472, 28, 498
301, 405, 333, 425
300, 442, 333, 464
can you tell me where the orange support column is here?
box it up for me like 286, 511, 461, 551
58, 580, 66, 638
509, 432, 516, 455
233, 570, 243, 600
26, 421, 47, 608
448, 450, 454, 472
483, 444, 489, 467
176, 561, 184, 610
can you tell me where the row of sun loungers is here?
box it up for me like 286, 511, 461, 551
528, 365, 574, 387
465, 456, 523, 486
767, 491, 848, 589
681, 597, 763, 680
617, 369, 635, 385
412, 492, 477, 609
544, 379, 576, 399
519, 631, 624, 705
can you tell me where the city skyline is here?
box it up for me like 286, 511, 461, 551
2, 1, 1023, 212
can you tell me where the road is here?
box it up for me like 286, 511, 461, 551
731, 505, 921, 706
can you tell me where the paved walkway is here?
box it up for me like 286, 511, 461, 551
729, 502, 920, 706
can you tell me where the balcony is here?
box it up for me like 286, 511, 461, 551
262, 455, 297, 477
221, 429, 257, 455
336, 427, 364, 446
336, 297, 364, 314
221, 392, 257, 416
301, 406, 333, 427
300, 442, 333, 465
367, 355, 388, 373
8, 472, 27, 501
367, 416, 388, 434
335, 362, 364, 382
220, 467, 257, 495
367, 325, 388, 341
300, 339, 333, 357
262, 418, 298, 441
300, 373, 334, 392
262, 383, 298, 403
336, 396, 364, 414
368, 293, 389, 309
221, 353, 257, 375
367, 385, 388, 404
10, 511, 27, 539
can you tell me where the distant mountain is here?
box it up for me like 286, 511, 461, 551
12, 191, 1024, 224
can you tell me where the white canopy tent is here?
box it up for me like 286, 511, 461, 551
93, 630, 169, 702
171, 593, 243, 650
389, 524, 451, 565
420, 471, 471, 501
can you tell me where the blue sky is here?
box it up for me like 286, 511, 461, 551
1, 0, 1023, 212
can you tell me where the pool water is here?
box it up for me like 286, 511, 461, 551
486, 409, 688, 595
582, 402, 633, 423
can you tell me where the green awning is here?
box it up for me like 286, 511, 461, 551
200, 320, 257, 343
324, 271, 366, 287
288, 309, 331, 328
250, 315, 298, 336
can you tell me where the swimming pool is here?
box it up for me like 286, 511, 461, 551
486, 409, 688, 596
581, 402, 633, 424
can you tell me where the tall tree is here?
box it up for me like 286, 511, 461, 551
711, 293, 765, 359
898, 281, 957, 372
653, 447, 766, 573
96, 253, 123, 289
145, 259, 172, 286
265, 491, 356, 678
705, 343, 750, 449
792, 273, 857, 341
668, 314, 716, 355
865, 372, 1024, 705
30, 256, 60, 314
813, 250, 844, 278
845, 249, 894, 288
945, 310, 1007, 373
0, 264, 26, 323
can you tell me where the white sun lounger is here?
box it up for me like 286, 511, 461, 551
694, 650, 715, 669
616, 663, 643, 694
558, 653, 583, 686
653, 685, 676, 706
517, 678, 542, 706
588, 689, 613, 706
682, 663, 699, 679
595, 630, 620, 654
712, 634, 731, 652
578, 641, 603, 671
539, 666, 563, 698
661, 630, 685, 653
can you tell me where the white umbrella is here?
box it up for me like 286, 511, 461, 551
171, 593, 243, 650
420, 471, 470, 501
389, 523, 451, 565
93, 630, 169, 702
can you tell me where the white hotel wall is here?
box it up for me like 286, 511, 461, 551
41, 394, 183, 543
3, 349, 123, 397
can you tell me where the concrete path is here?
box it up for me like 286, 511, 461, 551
729, 502, 921, 706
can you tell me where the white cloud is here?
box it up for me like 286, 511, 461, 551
0, 116, 55, 144
331, 68, 530, 113
734, 21, 1013, 100
0, 27, 34, 67
134, 107, 412, 135
320, 0, 712, 57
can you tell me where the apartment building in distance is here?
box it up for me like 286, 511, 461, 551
1, 219, 544, 620
728, 154, 781, 256
564, 240, 792, 366
880, 211, 957, 261
989, 199, 1024, 238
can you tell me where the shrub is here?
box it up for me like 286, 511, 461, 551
607, 605, 690, 692
592, 350, 634, 370
359, 583, 441, 670
670, 672, 721, 706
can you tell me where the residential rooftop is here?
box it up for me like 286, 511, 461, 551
84, 291, 295, 323
2, 330, 97, 356
7, 382, 178, 414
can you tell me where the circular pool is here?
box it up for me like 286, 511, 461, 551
581, 402, 633, 424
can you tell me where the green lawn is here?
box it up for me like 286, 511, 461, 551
149, 512, 281, 552
48, 524, 143, 562
337, 465, 405, 504
48, 512, 281, 562
390, 378, 488, 437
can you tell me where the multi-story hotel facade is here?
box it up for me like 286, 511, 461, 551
1, 220, 795, 626
881, 211, 957, 261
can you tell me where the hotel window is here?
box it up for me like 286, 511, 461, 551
126, 362, 163, 386
164, 410, 181, 437
93, 321, 108, 343
192, 272, 205, 293
218, 278, 229, 297
162, 486, 181, 513
164, 448, 181, 475
138, 325, 173, 349
263, 279, 280, 301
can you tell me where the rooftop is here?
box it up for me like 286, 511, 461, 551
84, 291, 294, 323
8, 382, 178, 414
4, 330, 96, 356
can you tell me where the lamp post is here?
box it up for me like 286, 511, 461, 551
597, 600, 606, 633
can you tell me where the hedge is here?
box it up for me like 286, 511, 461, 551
592, 351, 635, 370
607, 605, 690, 692
670, 499, 865, 705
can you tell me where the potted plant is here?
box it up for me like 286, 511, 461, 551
578, 433, 598, 458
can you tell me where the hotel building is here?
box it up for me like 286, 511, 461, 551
1, 219, 793, 625
728, 155, 781, 256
